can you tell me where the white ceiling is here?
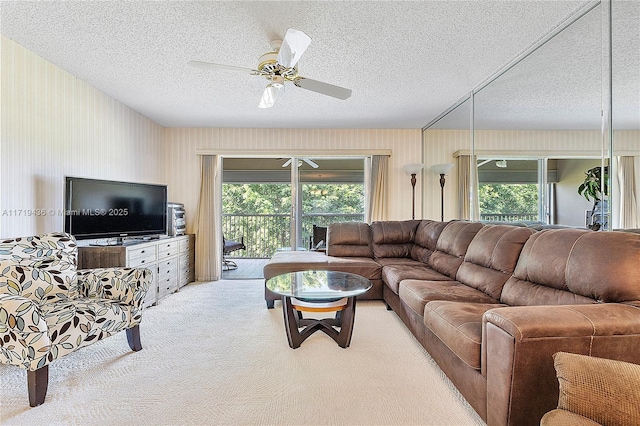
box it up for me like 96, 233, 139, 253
2, 0, 630, 129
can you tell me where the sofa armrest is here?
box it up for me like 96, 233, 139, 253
484, 303, 640, 342
482, 303, 640, 426
77, 267, 152, 308
0, 294, 50, 370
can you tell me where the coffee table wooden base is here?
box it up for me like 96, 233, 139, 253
282, 296, 357, 349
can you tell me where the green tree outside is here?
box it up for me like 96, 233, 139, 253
223, 183, 364, 257
478, 184, 539, 220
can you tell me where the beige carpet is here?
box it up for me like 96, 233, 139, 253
0, 280, 485, 426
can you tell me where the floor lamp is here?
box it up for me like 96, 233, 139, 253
430, 163, 454, 221
403, 163, 424, 219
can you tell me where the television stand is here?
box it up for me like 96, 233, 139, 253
78, 234, 195, 308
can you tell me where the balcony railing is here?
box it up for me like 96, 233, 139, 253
224, 212, 538, 258
222, 213, 364, 258
480, 213, 539, 222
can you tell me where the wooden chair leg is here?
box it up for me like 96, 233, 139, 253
126, 325, 142, 351
28, 365, 48, 407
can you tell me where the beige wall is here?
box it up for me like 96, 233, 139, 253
1, 36, 164, 238
421, 129, 470, 221
162, 128, 422, 233
555, 158, 600, 227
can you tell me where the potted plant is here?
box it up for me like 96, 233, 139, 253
578, 165, 609, 230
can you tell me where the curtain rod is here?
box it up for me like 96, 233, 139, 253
195, 149, 392, 157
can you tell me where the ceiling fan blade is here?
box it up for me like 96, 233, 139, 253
258, 84, 281, 108
277, 28, 312, 68
188, 61, 259, 75
295, 77, 352, 100
281, 159, 292, 167
304, 159, 319, 168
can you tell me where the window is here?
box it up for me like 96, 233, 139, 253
477, 159, 542, 222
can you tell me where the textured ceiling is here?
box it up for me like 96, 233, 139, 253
3, 0, 634, 129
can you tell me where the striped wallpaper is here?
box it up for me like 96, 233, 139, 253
161, 128, 423, 232
1, 36, 164, 238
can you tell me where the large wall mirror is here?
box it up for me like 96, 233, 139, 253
423, 1, 639, 230
422, 97, 471, 221
611, 0, 640, 230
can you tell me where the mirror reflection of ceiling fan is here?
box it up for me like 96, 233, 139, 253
281, 158, 319, 168
188, 28, 352, 108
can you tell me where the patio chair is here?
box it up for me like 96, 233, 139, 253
223, 235, 246, 270
309, 225, 327, 251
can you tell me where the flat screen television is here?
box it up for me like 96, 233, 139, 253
64, 177, 167, 242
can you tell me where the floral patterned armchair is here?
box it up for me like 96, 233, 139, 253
0, 232, 152, 406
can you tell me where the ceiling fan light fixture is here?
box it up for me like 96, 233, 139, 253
259, 84, 280, 108
271, 75, 285, 88
496, 160, 508, 168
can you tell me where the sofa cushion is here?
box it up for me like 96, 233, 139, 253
424, 301, 505, 370
263, 251, 329, 280
263, 251, 381, 282
399, 279, 499, 317
382, 263, 451, 295
428, 221, 484, 279
326, 256, 381, 280
501, 229, 640, 306
371, 220, 420, 259
411, 220, 448, 263
327, 222, 373, 258
375, 257, 425, 268
456, 225, 534, 299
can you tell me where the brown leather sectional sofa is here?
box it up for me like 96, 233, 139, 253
263, 220, 640, 426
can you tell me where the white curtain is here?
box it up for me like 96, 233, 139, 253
615, 156, 639, 229
194, 155, 222, 281
457, 154, 479, 220
366, 155, 389, 223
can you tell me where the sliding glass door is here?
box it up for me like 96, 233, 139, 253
222, 157, 365, 259
297, 157, 365, 249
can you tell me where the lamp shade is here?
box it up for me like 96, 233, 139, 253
430, 163, 454, 175
403, 163, 424, 175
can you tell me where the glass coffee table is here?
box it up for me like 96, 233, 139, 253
265, 270, 372, 349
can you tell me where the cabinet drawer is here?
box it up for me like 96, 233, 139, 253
157, 241, 180, 260
179, 252, 194, 269
157, 275, 178, 299
158, 257, 178, 281
128, 246, 157, 267
179, 236, 195, 253
180, 264, 195, 286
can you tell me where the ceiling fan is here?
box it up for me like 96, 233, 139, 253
281, 158, 319, 168
188, 28, 352, 108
